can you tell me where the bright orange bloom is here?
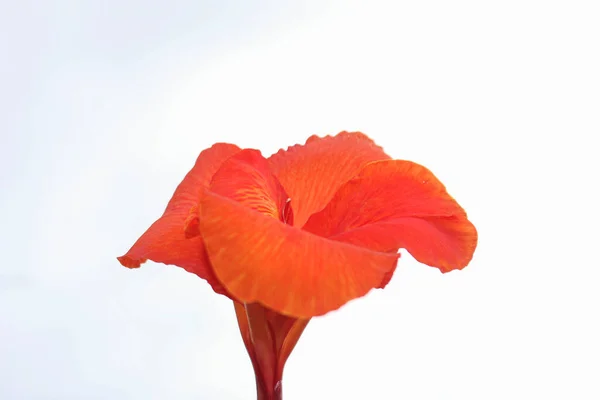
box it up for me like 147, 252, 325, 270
118, 131, 477, 399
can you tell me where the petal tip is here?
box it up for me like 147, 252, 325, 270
183, 206, 201, 238
117, 255, 145, 269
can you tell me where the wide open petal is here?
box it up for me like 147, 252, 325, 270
303, 160, 478, 273
117, 143, 240, 295
199, 190, 399, 318
268, 131, 390, 227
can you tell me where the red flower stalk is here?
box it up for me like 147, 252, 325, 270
118, 131, 477, 399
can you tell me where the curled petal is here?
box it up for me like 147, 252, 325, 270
199, 190, 399, 318
303, 160, 478, 273
209, 149, 291, 223
268, 131, 390, 227
117, 143, 241, 295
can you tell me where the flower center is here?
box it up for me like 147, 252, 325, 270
282, 198, 293, 225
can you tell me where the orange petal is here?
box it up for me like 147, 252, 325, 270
199, 190, 399, 318
208, 149, 291, 223
303, 160, 478, 273
268, 131, 390, 227
117, 143, 241, 295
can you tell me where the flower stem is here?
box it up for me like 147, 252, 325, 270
257, 380, 282, 400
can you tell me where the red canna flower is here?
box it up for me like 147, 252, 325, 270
118, 131, 477, 399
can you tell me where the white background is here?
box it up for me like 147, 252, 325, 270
1, 1, 599, 399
